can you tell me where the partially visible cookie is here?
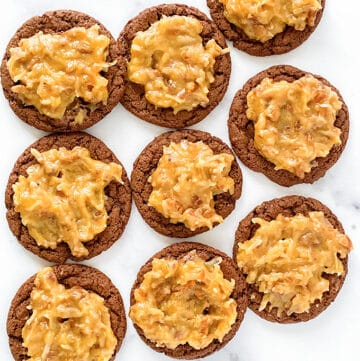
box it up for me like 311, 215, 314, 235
233, 195, 351, 323
131, 129, 242, 237
7, 264, 126, 361
5, 132, 132, 263
130, 241, 248, 359
207, 0, 325, 56
118, 4, 231, 128
228, 65, 349, 187
1, 10, 125, 132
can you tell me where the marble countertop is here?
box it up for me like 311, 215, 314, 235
0, 1, 359, 360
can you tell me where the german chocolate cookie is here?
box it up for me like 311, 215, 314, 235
131, 129, 242, 237
207, 0, 325, 56
228, 65, 349, 187
1, 10, 125, 132
130, 242, 248, 359
5, 132, 131, 263
7, 264, 126, 361
233, 195, 350, 323
118, 4, 231, 128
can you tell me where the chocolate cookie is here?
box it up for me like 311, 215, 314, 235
207, 0, 325, 56
130, 241, 248, 359
117, 4, 231, 128
5, 132, 132, 263
7, 264, 126, 361
228, 65, 349, 187
1, 10, 125, 132
131, 129, 242, 237
233, 195, 350, 323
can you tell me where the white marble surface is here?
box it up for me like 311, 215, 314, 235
0, 0, 359, 360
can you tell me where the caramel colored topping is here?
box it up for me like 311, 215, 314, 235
130, 251, 237, 349
22, 267, 117, 361
246, 75, 342, 178
148, 140, 234, 230
219, 0, 322, 42
13, 147, 123, 257
237, 212, 352, 316
127, 15, 225, 114
7, 25, 113, 120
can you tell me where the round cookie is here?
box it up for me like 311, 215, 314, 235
1, 10, 125, 132
7, 264, 126, 361
131, 129, 242, 237
207, 0, 326, 56
130, 241, 248, 359
5, 132, 132, 263
233, 195, 350, 323
118, 4, 231, 128
228, 65, 349, 187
